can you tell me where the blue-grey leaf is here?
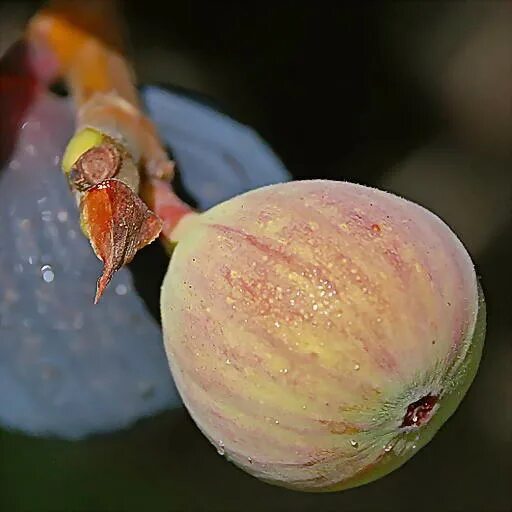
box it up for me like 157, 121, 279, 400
142, 85, 290, 210
0, 81, 290, 439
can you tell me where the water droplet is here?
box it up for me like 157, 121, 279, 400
274, 320, 281, 328
354, 363, 360, 371
57, 210, 68, 223
350, 440, 359, 448
217, 441, 225, 455
225, 358, 231, 365
384, 443, 393, 452
412, 444, 417, 449
275, 420, 280, 425
312, 304, 318, 311
247, 457, 253, 464
302, 405, 307, 410
279, 368, 288, 374
115, 284, 128, 296
41, 265, 55, 283
41, 210, 53, 222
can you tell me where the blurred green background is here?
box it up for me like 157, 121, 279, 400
1, 1, 511, 511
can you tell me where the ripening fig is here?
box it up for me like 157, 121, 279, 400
162, 180, 485, 492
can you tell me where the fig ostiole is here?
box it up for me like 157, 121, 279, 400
160, 180, 485, 492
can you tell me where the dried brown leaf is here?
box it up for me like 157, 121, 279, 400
80, 178, 162, 303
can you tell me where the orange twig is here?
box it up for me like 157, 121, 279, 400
27, 0, 195, 301
28, 0, 172, 179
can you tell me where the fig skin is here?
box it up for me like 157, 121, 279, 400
160, 180, 485, 492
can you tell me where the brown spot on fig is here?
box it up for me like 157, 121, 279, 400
401, 393, 439, 428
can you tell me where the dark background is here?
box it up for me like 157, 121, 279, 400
0, 1, 511, 511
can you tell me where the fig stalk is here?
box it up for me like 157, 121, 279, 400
27, 0, 194, 301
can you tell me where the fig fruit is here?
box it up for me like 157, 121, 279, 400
161, 180, 485, 492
